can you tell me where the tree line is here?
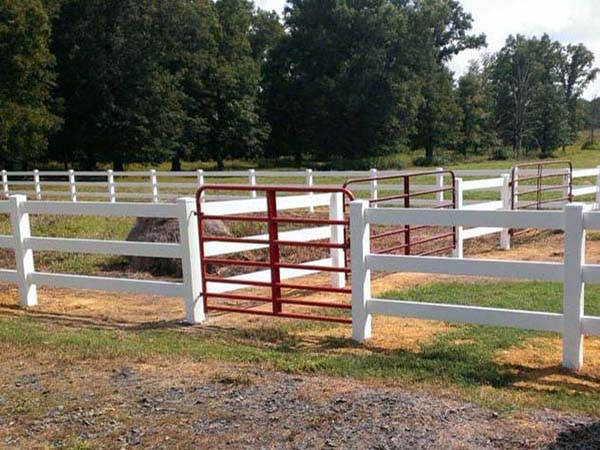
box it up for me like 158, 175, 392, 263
1, 0, 598, 171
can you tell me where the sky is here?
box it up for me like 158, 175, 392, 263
255, 0, 600, 99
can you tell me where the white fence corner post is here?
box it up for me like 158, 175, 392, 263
350, 199, 371, 341
500, 174, 511, 250
33, 170, 41, 200
329, 192, 345, 288
436, 167, 444, 204
68, 169, 77, 202
1, 170, 8, 198
107, 169, 116, 203
150, 169, 159, 203
370, 168, 378, 208
248, 169, 257, 198
305, 168, 314, 213
9, 195, 37, 307
595, 165, 600, 209
197, 169, 205, 201
177, 197, 204, 324
562, 203, 587, 370
452, 177, 464, 258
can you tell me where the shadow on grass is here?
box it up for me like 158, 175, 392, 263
1, 305, 600, 412
545, 422, 600, 449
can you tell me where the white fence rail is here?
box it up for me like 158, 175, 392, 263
0, 192, 343, 324
350, 200, 600, 369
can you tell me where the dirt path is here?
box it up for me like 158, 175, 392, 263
0, 351, 598, 450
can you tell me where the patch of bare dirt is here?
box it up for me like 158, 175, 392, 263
0, 350, 598, 450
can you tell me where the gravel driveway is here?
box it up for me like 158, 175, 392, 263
2, 359, 599, 449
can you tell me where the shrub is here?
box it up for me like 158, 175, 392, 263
324, 154, 405, 170
582, 140, 600, 150
412, 154, 448, 167
489, 147, 510, 161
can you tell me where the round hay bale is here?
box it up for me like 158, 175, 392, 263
126, 217, 231, 277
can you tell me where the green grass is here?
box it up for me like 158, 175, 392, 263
2, 279, 600, 414
0, 213, 134, 274
384, 280, 600, 315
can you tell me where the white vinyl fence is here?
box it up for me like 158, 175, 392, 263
350, 200, 600, 370
452, 166, 600, 255
3, 166, 599, 205
0, 192, 343, 324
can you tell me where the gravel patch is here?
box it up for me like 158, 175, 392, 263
2, 361, 598, 449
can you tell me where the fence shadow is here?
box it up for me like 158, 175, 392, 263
0, 303, 186, 331
545, 422, 600, 449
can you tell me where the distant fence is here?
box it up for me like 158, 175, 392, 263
3, 165, 600, 267
2, 166, 599, 205
350, 200, 600, 370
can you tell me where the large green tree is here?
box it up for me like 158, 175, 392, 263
412, 65, 463, 161
51, 0, 185, 170
557, 43, 598, 146
197, 0, 267, 170
488, 34, 592, 158
489, 35, 546, 158
264, 0, 424, 162
0, 0, 60, 169
405, 0, 485, 162
457, 63, 496, 155
162, 0, 220, 171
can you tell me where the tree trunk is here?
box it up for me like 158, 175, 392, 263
425, 144, 434, 163
216, 156, 224, 171
113, 157, 124, 171
171, 151, 181, 172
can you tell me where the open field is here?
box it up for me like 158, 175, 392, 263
1, 231, 600, 448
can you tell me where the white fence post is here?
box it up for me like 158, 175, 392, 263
107, 170, 116, 203
10, 195, 37, 307
370, 168, 378, 208
500, 174, 511, 250
150, 169, 159, 203
197, 169, 205, 201
68, 169, 77, 202
248, 169, 257, 198
329, 193, 345, 288
595, 165, 600, 209
305, 168, 314, 213
453, 177, 464, 258
436, 167, 444, 204
562, 203, 587, 370
513, 167, 519, 208
350, 200, 371, 341
563, 168, 571, 204
1, 170, 8, 198
177, 197, 204, 324
33, 170, 41, 200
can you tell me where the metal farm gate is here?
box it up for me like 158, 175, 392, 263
510, 160, 573, 236
195, 185, 355, 323
195, 172, 457, 323
343, 170, 457, 256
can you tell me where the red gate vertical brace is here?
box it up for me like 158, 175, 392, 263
266, 190, 282, 315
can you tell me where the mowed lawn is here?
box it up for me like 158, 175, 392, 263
1, 279, 600, 416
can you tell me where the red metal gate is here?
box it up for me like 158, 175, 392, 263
510, 160, 572, 236
195, 185, 355, 323
343, 170, 457, 256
